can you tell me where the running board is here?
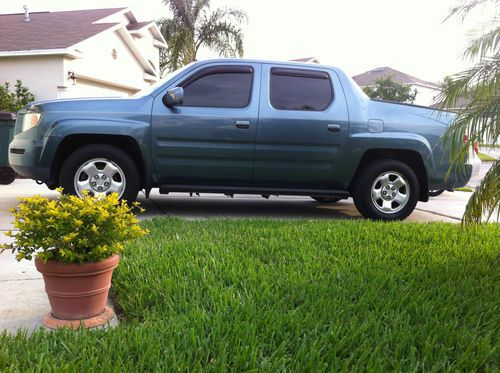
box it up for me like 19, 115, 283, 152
159, 184, 349, 198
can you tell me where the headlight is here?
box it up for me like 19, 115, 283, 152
22, 112, 42, 132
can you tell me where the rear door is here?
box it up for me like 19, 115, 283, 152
254, 64, 349, 189
151, 63, 261, 185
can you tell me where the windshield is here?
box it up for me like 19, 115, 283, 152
132, 63, 194, 98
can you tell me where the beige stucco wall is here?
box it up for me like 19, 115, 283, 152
412, 85, 440, 107
57, 77, 135, 99
67, 29, 153, 96
0, 55, 64, 101
133, 29, 161, 74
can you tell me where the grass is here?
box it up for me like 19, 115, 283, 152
478, 151, 496, 162
480, 143, 500, 149
1, 219, 499, 371
454, 186, 474, 192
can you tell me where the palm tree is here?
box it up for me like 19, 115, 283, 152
436, 0, 499, 223
158, 0, 247, 73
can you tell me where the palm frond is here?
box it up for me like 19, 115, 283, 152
463, 159, 500, 223
163, 0, 194, 29
192, 0, 210, 23
445, 0, 499, 22
158, 18, 196, 72
435, 55, 499, 170
463, 25, 500, 61
195, 7, 247, 57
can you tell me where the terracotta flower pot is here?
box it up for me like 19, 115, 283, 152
35, 254, 120, 320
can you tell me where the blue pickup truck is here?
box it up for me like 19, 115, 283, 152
8, 59, 480, 220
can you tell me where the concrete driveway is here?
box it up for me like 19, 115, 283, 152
0, 171, 492, 333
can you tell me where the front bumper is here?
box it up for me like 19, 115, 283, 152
8, 136, 51, 182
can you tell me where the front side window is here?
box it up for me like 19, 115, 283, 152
181, 66, 253, 108
270, 68, 333, 111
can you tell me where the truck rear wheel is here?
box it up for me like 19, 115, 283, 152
353, 159, 419, 221
60, 144, 140, 203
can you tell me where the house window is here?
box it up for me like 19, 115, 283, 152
181, 66, 253, 108
270, 68, 333, 111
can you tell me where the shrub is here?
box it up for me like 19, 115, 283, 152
0, 80, 35, 112
0, 190, 148, 263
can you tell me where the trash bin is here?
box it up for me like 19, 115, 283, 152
0, 111, 17, 185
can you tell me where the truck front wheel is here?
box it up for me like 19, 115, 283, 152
353, 159, 419, 221
60, 144, 140, 203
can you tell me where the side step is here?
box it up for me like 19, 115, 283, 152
159, 184, 349, 198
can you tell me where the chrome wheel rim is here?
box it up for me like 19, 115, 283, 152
74, 158, 126, 198
370, 171, 410, 214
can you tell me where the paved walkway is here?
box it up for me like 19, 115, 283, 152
0, 170, 495, 333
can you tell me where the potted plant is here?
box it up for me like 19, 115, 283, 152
1, 190, 147, 327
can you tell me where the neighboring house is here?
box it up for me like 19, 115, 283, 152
353, 66, 440, 107
0, 7, 167, 100
290, 57, 320, 64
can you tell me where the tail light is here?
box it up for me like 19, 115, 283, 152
473, 141, 479, 155
463, 135, 480, 154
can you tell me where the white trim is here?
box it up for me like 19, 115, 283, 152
153, 39, 168, 49
143, 72, 158, 82
0, 49, 83, 59
115, 26, 157, 76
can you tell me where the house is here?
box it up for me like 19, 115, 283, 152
352, 67, 440, 106
0, 7, 167, 100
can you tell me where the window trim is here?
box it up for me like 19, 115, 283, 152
178, 65, 254, 109
269, 67, 334, 111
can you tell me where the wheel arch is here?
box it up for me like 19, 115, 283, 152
349, 148, 429, 202
50, 134, 150, 194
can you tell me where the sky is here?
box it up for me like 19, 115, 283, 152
1, 0, 493, 83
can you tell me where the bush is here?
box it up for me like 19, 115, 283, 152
0, 80, 35, 112
0, 190, 148, 263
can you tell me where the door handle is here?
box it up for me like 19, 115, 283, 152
327, 123, 341, 132
235, 120, 250, 129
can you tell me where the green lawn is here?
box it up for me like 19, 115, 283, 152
1, 219, 499, 371
478, 152, 497, 162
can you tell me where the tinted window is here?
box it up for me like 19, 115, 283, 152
182, 69, 253, 108
270, 68, 333, 111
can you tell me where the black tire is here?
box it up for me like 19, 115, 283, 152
428, 189, 445, 197
311, 196, 341, 203
60, 144, 140, 203
352, 159, 419, 221
0, 166, 16, 185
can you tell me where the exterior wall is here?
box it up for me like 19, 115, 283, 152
132, 29, 161, 74
57, 77, 135, 99
412, 84, 440, 107
67, 29, 152, 96
0, 55, 63, 101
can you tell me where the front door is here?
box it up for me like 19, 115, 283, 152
254, 64, 349, 189
151, 63, 260, 185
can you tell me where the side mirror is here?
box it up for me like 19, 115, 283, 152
162, 87, 184, 107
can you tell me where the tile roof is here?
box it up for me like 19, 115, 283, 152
353, 67, 438, 88
0, 8, 127, 52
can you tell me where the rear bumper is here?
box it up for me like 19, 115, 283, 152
468, 150, 481, 179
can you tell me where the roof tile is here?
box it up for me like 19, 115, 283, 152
0, 8, 126, 52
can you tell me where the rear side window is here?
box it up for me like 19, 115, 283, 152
270, 68, 333, 111
181, 66, 253, 108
